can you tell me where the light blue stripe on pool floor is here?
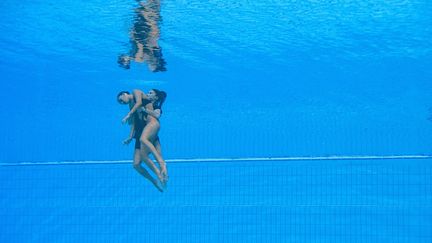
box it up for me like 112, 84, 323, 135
1, 154, 431, 166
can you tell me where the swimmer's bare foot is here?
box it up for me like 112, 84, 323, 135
156, 182, 164, 192
160, 167, 168, 185
150, 178, 163, 192
157, 172, 167, 189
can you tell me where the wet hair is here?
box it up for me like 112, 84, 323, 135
152, 89, 167, 109
118, 54, 131, 69
117, 91, 130, 103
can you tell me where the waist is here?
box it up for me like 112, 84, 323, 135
146, 116, 160, 124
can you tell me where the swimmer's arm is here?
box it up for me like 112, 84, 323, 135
124, 90, 149, 120
143, 108, 161, 119
123, 120, 135, 145
129, 121, 135, 138
127, 90, 143, 117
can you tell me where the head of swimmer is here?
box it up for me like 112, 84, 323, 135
148, 89, 167, 109
117, 90, 167, 107
117, 54, 131, 69
117, 91, 132, 105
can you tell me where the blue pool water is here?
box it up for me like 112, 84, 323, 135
0, 0, 431, 242
1, 158, 431, 242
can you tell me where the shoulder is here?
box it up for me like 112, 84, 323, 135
132, 89, 145, 101
132, 89, 144, 95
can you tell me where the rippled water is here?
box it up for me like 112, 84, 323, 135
1, 1, 432, 242
0, 0, 431, 162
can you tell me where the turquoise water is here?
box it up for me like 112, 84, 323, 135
1, 0, 431, 242
1, 158, 431, 242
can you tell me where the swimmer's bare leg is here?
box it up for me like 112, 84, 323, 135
140, 124, 168, 184
133, 148, 163, 192
153, 137, 168, 184
140, 147, 165, 187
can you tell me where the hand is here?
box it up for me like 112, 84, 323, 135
122, 137, 132, 145
122, 114, 130, 124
